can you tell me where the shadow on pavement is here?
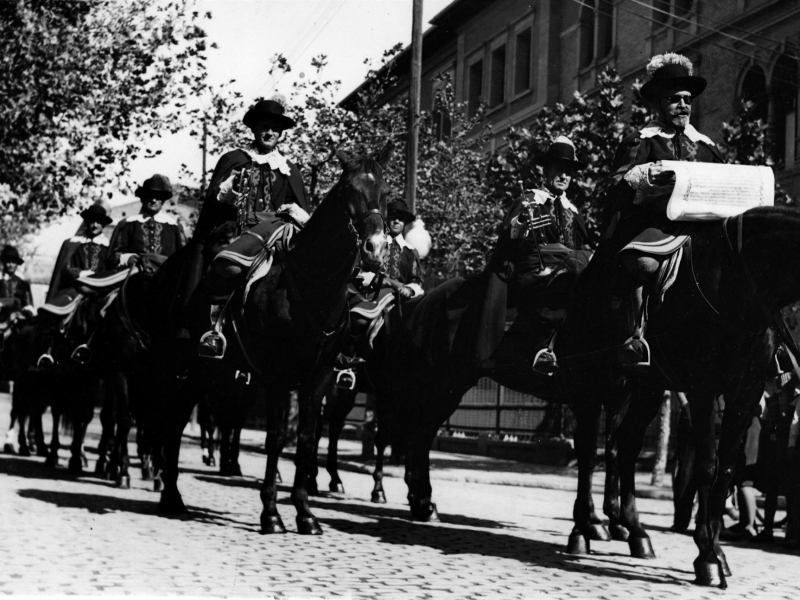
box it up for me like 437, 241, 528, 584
0, 455, 111, 487
321, 516, 690, 587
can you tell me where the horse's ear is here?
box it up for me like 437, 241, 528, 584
335, 149, 355, 170
375, 141, 394, 168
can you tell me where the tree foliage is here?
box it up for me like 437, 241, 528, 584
0, 0, 213, 242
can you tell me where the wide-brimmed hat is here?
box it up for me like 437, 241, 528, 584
242, 97, 296, 131
135, 174, 173, 201
0, 245, 23, 265
79, 202, 113, 227
533, 136, 586, 170
640, 53, 706, 102
387, 200, 415, 224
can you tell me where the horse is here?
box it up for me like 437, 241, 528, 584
153, 144, 392, 536
386, 205, 800, 588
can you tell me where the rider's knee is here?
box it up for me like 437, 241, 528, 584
619, 251, 661, 280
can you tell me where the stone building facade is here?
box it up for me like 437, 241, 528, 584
343, 0, 800, 197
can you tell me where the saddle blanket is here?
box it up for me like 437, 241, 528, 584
619, 226, 689, 256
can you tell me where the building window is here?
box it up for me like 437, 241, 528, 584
740, 65, 768, 121
578, 3, 595, 68
771, 55, 799, 170
514, 27, 532, 95
468, 59, 483, 117
490, 44, 506, 107
652, 0, 670, 27
674, 0, 694, 16
596, 0, 613, 59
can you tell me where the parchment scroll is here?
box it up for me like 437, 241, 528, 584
662, 160, 774, 221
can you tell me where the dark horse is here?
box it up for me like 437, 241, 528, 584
154, 144, 392, 535
382, 206, 800, 588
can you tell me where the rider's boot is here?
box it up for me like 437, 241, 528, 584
616, 283, 650, 369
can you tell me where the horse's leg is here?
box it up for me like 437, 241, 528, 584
4, 406, 18, 454
327, 387, 356, 494
614, 382, 664, 558
566, 400, 606, 554
31, 405, 46, 457
157, 378, 195, 514
46, 394, 61, 468
112, 373, 132, 489
371, 393, 389, 504
308, 387, 327, 497
16, 409, 30, 457
603, 398, 630, 541
260, 388, 290, 534
291, 374, 332, 535
94, 388, 114, 478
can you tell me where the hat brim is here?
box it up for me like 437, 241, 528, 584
641, 76, 707, 102
2, 255, 23, 265
79, 209, 113, 227
243, 111, 296, 131
135, 187, 173, 201
533, 156, 587, 170
387, 209, 415, 224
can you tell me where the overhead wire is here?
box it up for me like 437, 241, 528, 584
570, 0, 799, 89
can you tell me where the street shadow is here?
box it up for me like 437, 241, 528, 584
321, 516, 690, 587
0, 454, 114, 488
15, 488, 257, 532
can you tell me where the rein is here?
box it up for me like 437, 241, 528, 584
721, 214, 800, 358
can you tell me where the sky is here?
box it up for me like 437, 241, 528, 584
129, 0, 454, 189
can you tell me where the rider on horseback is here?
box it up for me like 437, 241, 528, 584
36, 202, 112, 368
335, 199, 424, 388
181, 97, 309, 359
603, 53, 723, 368
493, 136, 592, 374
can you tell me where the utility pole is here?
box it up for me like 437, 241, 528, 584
405, 0, 423, 214
201, 116, 208, 194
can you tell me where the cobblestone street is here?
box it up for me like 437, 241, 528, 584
1, 400, 798, 599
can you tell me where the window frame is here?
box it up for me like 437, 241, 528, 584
511, 15, 535, 100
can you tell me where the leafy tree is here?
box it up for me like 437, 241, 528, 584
0, 0, 214, 242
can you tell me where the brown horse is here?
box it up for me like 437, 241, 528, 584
154, 144, 392, 535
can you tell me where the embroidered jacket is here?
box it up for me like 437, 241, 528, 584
46, 234, 110, 302
385, 233, 424, 296
106, 212, 185, 269
0, 273, 33, 314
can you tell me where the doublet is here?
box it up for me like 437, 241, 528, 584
106, 212, 185, 268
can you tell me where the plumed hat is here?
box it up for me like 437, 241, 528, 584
0, 245, 23, 265
386, 200, 415, 225
243, 95, 296, 131
533, 136, 586, 170
135, 174, 173, 201
640, 53, 707, 102
79, 201, 113, 227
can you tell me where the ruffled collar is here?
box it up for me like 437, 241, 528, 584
248, 149, 291, 175
639, 120, 716, 146
127, 212, 177, 225
391, 233, 411, 250
70, 234, 109, 246
526, 189, 579, 214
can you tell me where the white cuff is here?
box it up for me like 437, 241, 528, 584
78, 270, 94, 278
119, 253, 135, 267
624, 163, 653, 205
405, 283, 424, 297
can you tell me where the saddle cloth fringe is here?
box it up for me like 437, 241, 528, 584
40, 294, 82, 316
651, 245, 683, 308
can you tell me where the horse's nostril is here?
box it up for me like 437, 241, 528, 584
365, 240, 374, 253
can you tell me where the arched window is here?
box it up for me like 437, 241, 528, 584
740, 65, 768, 121
771, 55, 799, 169
579, 2, 595, 69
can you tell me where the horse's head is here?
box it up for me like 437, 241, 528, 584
334, 142, 393, 271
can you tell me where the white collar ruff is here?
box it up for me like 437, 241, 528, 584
70, 234, 109, 246
391, 233, 412, 250
127, 212, 178, 225
248, 149, 291, 175
639, 120, 716, 146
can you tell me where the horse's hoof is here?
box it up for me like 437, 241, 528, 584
207, 456, 216, 468
588, 523, 611, 542
260, 514, 287, 535
157, 490, 187, 515
693, 560, 727, 589
371, 490, 387, 504
202, 455, 210, 466
115, 475, 131, 489
276, 470, 282, 484
296, 516, 323, 535
609, 523, 630, 541
153, 478, 163, 493
18, 446, 31, 458
411, 500, 440, 522
566, 530, 590, 554
629, 536, 656, 559
3, 443, 16, 455
44, 454, 58, 468
719, 553, 732, 577
82, 454, 89, 468
329, 482, 345, 494
68, 457, 84, 475
141, 466, 154, 481
36, 447, 48, 458
94, 459, 107, 475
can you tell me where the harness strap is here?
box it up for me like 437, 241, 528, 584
723, 214, 800, 359
120, 269, 150, 351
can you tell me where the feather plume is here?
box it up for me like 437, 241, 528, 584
646, 53, 693, 78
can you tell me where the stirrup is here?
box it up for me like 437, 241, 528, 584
198, 330, 227, 360
532, 348, 558, 376
335, 368, 356, 391
71, 344, 91, 366
37, 353, 55, 369
620, 336, 651, 369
